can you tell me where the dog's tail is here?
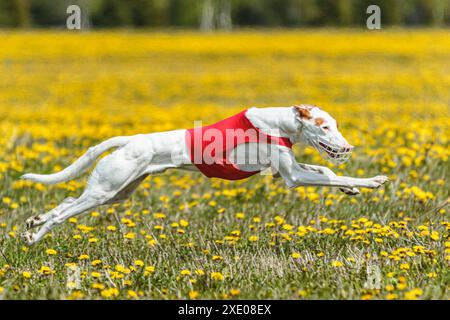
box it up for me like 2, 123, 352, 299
21, 136, 132, 185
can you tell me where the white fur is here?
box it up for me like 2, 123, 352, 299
20, 106, 388, 245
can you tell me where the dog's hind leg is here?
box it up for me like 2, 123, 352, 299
25, 197, 76, 230
21, 139, 157, 245
105, 174, 149, 204
22, 194, 103, 245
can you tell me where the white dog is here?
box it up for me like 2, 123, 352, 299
20, 105, 388, 245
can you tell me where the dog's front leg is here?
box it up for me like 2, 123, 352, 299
297, 163, 360, 195
275, 150, 389, 189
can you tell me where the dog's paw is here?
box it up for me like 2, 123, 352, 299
21, 231, 35, 246
25, 215, 43, 230
369, 175, 389, 188
339, 187, 360, 196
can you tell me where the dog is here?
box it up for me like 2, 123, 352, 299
20, 105, 389, 245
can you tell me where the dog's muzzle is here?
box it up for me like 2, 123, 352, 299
309, 136, 353, 165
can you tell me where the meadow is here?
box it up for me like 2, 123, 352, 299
0, 29, 448, 300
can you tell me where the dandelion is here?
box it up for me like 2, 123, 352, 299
101, 288, 119, 298
386, 293, 397, 300
134, 260, 144, 267
404, 288, 423, 300
144, 266, 156, 276
210, 272, 224, 281
195, 269, 205, 276
297, 290, 307, 297
235, 212, 245, 219
331, 261, 343, 268
225, 288, 239, 296
153, 213, 166, 219
291, 252, 301, 259
91, 260, 102, 266
180, 269, 191, 276
179, 219, 189, 227
67, 291, 84, 300
124, 232, 135, 239
38, 266, 53, 275
45, 249, 57, 255
400, 263, 410, 270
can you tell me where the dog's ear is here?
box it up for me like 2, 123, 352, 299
294, 105, 312, 120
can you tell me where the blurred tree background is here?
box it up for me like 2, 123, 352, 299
0, 0, 449, 28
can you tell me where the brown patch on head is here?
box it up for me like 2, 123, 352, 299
315, 118, 325, 126
294, 105, 312, 120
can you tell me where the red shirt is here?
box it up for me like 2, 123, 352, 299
185, 110, 293, 181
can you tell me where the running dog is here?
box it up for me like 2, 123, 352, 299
20, 105, 389, 245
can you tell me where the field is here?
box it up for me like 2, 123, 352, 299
0, 30, 449, 300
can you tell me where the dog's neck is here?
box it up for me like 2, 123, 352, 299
245, 107, 300, 142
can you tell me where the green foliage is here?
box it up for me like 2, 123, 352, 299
0, 0, 448, 29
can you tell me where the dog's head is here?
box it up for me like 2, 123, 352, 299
294, 105, 353, 164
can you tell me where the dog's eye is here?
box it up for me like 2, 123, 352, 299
322, 126, 330, 131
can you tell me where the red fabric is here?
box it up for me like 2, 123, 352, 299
185, 109, 293, 180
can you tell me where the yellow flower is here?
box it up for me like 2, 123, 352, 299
179, 219, 189, 227
69, 217, 78, 224
91, 272, 101, 278
230, 289, 240, 296
38, 266, 53, 275
124, 232, 135, 239
404, 288, 423, 300
92, 283, 105, 290
144, 266, 155, 276
134, 260, 144, 267
210, 272, 225, 281
45, 249, 57, 255
127, 290, 138, 299
386, 293, 398, 300
331, 261, 343, 268
101, 288, 119, 298
153, 213, 166, 219
180, 269, 191, 276
195, 269, 205, 276
67, 291, 84, 300
235, 212, 245, 219
249, 235, 258, 242
430, 231, 439, 241
91, 259, 102, 266
22, 271, 32, 279
400, 263, 410, 270
291, 252, 301, 259
78, 254, 90, 260
297, 290, 307, 297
